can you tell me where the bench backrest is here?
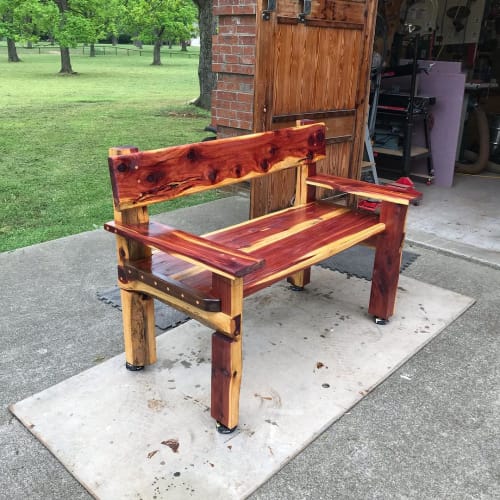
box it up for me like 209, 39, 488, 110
108, 123, 326, 211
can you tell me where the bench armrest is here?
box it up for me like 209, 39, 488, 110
104, 220, 265, 279
306, 174, 422, 205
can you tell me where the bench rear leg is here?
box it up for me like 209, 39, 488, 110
369, 202, 408, 322
287, 268, 311, 290
211, 332, 242, 433
120, 289, 157, 370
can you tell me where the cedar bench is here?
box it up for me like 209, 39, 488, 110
104, 123, 420, 433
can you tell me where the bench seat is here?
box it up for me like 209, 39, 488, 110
106, 200, 385, 308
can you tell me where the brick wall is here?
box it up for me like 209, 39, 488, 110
212, 0, 257, 137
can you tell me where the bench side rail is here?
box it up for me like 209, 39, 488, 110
105, 220, 264, 280
109, 123, 326, 211
306, 174, 422, 205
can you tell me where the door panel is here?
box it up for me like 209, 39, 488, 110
251, 0, 377, 217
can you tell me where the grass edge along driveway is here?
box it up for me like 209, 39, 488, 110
0, 49, 221, 253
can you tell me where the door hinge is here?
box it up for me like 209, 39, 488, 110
262, 0, 276, 21
298, 0, 312, 23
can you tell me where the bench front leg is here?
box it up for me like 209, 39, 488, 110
211, 332, 242, 433
120, 289, 157, 370
210, 275, 243, 433
369, 201, 408, 322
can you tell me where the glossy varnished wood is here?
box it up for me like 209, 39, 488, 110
123, 201, 386, 299
110, 147, 156, 368
104, 220, 265, 279
211, 333, 242, 429
306, 174, 422, 205
119, 263, 221, 312
109, 124, 326, 210
369, 202, 408, 320
105, 124, 415, 430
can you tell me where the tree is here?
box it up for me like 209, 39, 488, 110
124, 0, 197, 66
0, 0, 20, 62
0, 0, 42, 62
192, 0, 215, 109
46, 0, 122, 73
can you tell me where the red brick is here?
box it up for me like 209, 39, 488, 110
236, 24, 257, 35
217, 91, 238, 101
212, 63, 228, 73
229, 64, 255, 75
217, 108, 238, 120
238, 35, 256, 45
231, 100, 253, 112
214, 6, 255, 15
239, 55, 255, 65
223, 54, 240, 64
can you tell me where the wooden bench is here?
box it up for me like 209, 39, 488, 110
104, 123, 421, 433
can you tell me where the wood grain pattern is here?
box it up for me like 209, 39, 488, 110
122, 202, 385, 299
348, 0, 378, 181
118, 277, 237, 335
109, 123, 326, 210
120, 263, 221, 312
211, 333, 242, 430
369, 202, 408, 320
276, 0, 367, 23
105, 119, 411, 430
110, 147, 156, 368
306, 174, 422, 205
251, 0, 373, 217
104, 220, 265, 279
120, 289, 157, 367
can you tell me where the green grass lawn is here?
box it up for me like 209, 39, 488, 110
0, 46, 218, 253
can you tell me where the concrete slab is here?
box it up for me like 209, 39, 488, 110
406, 173, 500, 267
10, 267, 473, 500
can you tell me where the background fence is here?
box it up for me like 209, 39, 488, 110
0, 43, 200, 58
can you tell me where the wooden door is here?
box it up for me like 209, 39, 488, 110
251, 0, 378, 217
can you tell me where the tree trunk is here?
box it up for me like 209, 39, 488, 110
111, 35, 118, 46
7, 39, 21, 62
90, 43, 96, 57
54, 0, 75, 74
181, 41, 188, 51
59, 47, 75, 74
134, 40, 143, 49
152, 38, 162, 65
192, 0, 216, 110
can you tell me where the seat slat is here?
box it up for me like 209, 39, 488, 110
135, 201, 385, 300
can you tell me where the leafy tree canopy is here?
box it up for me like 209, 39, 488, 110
124, 0, 197, 46
0, 0, 52, 43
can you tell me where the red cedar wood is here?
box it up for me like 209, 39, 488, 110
108, 123, 326, 211
369, 202, 409, 319
109, 146, 157, 368
106, 123, 421, 428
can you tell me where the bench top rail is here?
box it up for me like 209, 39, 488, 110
109, 123, 326, 210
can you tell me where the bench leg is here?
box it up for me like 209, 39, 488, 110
120, 289, 157, 369
368, 202, 408, 321
211, 332, 242, 433
287, 268, 311, 290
